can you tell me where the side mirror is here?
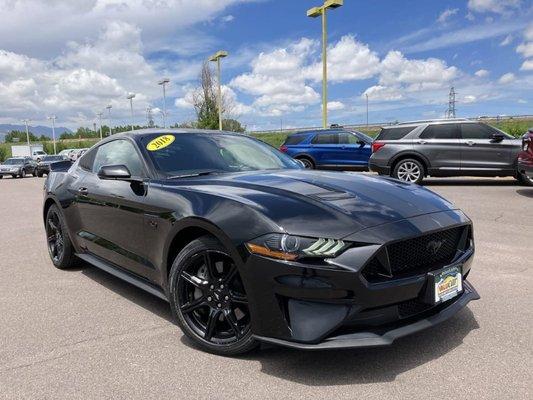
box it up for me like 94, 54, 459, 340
97, 165, 132, 180
491, 133, 505, 142
357, 140, 366, 148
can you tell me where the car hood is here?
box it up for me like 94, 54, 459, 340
166, 170, 458, 239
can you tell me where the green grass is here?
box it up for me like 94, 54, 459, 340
0, 139, 99, 162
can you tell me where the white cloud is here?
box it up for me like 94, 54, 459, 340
498, 72, 516, 84
307, 36, 381, 82
378, 51, 458, 89
500, 34, 513, 46
326, 101, 345, 111
520, 59, 533, 70
437, 8, 459, 24
475, 69, 490, 77
467, 0, 521, 15
221, 15, 235, 22
362, 85, 404, 102
463, 95, 478, 103
517, 42, 533, 58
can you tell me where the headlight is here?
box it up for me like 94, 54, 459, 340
246, 233, 348, 261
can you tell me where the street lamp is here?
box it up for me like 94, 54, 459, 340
106, 105, 112, 136
126, 93, 136, 131
21, 119, 31, 147
365, 93, 369, 127
47, 115, 57, 154
307, 0, 343, 129
208, 50, 228, 131
96, 112, 103, 140
158, 78, 170, 128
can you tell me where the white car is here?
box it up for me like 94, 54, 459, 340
31, 150, 47, 162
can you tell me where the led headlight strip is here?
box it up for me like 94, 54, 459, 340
303, 238, 346, 256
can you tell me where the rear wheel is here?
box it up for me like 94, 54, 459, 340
169, 236, 258, 355
296, 157, 315, 169
393, 158, 424, 184
37, 171, 44, 177
45, 204, 76, 269
20, 169, 26, 178
516, 171, 533, 186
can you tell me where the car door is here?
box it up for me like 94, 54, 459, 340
310, 132, 340, 166
416, 123, 462, 170
459, 123, 517, 172
75, 139, 151, 278
337, 132, 371, 167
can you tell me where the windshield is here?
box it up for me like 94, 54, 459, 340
3, 158, 24, 165
42, 156, 63, 161
142, 133, 300, 176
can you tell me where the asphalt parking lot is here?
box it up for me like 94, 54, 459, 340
0, 176, 531, 399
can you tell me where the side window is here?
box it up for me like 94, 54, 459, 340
338, 132, 359, 145
461, 123, 497, 140
420, 124, 459, 139
311, 132, 339, 144
92, 140, 144, 176
376, 127, 414, 140
283, 135, 306, 145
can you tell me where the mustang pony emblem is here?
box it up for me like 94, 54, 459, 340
427, 239, 445, 255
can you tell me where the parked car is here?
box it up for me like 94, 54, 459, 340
279, 127, 373, 170
0, 157, 37, 178
58, 149, 75, 157
369, 119, 532, 185
518, 128, 533, 180
43, 129, 478, 355
31, 150, 47, 162
36, 155, 69, 177
11, 144, 46, 161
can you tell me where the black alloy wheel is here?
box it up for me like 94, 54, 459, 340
45, 205, 75, 269
170, 236, 257, 355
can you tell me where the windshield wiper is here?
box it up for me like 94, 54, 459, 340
166, 170, 221, 179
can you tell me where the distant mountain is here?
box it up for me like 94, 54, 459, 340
0, 124, 72, 142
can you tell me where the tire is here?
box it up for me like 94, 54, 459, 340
169, 236, 258, 356
516, 171, 533, 186
296, 156, 315, 169
45, 204, 76, 269
37, 171, 44, 178
0, 175, 3, 179
33, 170, 38, 177
20, 169, 26, 179
392, 158, 425, 184
11, 175, 16, 179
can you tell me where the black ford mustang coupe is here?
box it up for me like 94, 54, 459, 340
43, 129, 479, 355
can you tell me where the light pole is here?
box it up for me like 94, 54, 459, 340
22, 119, 31, 147
365, 93, 369, 127
96, 112, 103, 140
307, 0, 343, 129
209, 50, 228, 131
127, 93, 136, 131
106, 105, 112, 136
158, 78, 170, 128
47, 115, 57, 154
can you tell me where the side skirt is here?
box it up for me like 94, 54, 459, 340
76, 252, 168, 302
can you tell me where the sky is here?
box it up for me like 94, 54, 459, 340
0, 0, 532, 131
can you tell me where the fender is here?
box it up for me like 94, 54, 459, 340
389, 150, 432, 169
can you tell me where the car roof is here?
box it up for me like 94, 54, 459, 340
288, 128, 350, 136
382, 118, 476, 129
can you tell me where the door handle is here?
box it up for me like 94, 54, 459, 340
418, 140, 427, 145
78, 187, 88, 195
466, 141, 475, 146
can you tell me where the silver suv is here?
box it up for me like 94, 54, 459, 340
369, 119, 532, 186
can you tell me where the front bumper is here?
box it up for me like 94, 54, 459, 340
254, 280, 478, 349
0, 170, 20, 176
240, 210, 478, 349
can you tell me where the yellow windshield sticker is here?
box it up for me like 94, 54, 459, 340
146, 135, 175, 151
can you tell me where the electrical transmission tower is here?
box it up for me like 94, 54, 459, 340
446, 86, 456, 119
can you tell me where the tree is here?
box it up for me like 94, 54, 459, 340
191, 62, 244, 132
5, 130, 38, 143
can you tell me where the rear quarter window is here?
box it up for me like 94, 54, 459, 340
283, 135, 306, 145
376, 127, 414, 140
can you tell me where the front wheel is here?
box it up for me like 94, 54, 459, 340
393, 159, 424, 184
169, 236, 258, 355
516, 171, 533, 186
19, 169, 26, 178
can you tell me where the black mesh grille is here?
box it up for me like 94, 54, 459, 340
398, 299, 433, 318
363, 226, 468, 281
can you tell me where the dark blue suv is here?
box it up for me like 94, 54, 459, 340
279, 128, 373, 169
